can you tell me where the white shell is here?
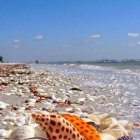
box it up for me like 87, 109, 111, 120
9, 125, 35, 140
26, 98, 36, 103
0, 101, 9, 109
34, 126, 47, 138
0, 129, 7, 137
16, 116, 26, 125
65, 107, 75, 113
100, 133, 115, 140
101, 117, 118, 130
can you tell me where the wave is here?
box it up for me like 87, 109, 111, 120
79, 64, 112, 71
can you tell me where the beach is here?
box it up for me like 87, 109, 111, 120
0, 63, 139, 140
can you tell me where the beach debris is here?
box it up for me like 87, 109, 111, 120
70, 87, 82, 91
56, 100, 71, 107
32, 113, 85, 140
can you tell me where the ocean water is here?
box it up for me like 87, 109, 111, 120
29, 61, 140, 139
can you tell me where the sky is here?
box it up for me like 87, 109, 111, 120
1, 0, 140, 62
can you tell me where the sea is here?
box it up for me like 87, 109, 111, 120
29, 61, 140, 139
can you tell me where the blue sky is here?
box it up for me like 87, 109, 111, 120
1, 0, 140, 62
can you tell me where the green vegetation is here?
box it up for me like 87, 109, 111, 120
0, 56, 3, 62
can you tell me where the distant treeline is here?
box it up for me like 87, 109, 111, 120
0, 56, 3, 62
30, 59, 140, 64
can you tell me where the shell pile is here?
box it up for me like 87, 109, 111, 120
0, 63, 138, 140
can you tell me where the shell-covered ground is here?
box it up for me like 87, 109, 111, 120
0, 63, 139, 140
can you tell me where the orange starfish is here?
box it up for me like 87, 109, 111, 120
62, 114, 101, 140
32, 113, 85, 140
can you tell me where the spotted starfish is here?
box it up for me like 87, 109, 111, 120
32, 113, 85, 140
62, 114, 101, 140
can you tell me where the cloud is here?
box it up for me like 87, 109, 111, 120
34, 35, 44, 40
128, 33, 139, 38
14, 39, 20, 43
89, 34, 101, 40
129, 41, 140, 46
13, 39, 21, 48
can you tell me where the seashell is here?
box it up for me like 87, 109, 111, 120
100, 117, 118, 130
118, 120, 129, 127
102, 128, 124, 139
0, 104, 8, 110
27, 101, 36, 106
81, 106, 94, 114
117, 136, 133, 140
110, 124, 129, 136
34, 126, 47, 138
98, 95, 107, 104
65, 107, 75, 113
16, 107, 26, 113
87, 121, 101, 132
81, 118, 100, 131
0, 101, 9, 110
133, 122, 140, 128
77, 98, 86, 105
62, 114, 101, 140
118, 120, 133, 132
100, 133, 115, 140
3, 115, 16, 122
24, 137, 48, 140
96, 113, 110, 121
1, 121, 8, 125
86, 94, 95, 102
0, 129, 7, 138
9, 125, 35, 140
42, 102, 55, 111
74, 111, 88, 118
16, 116, 26, 125
25, 98, 36, 103
4, 92, 12, 96
32, 113, 85, 140
16, 92, 24, 96
87, 114, 101, 125
56, 101, 71, 107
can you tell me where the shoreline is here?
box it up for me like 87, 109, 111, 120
0, 63, 139, 139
